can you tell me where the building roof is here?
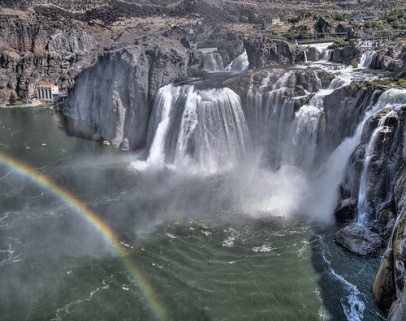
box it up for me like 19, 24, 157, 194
37, 83, 57, 88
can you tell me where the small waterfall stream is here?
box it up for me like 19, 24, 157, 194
356, 112, 395, 225
225, 50, 249, 73
202, 52, 225, 72
359, 51, 376, 68
349, 89, 406, 226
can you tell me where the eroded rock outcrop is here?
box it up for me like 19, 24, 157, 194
335, 100, 406, 316
63, 45, 187, 150
243, 37, 305, 68
335, 225, 382, 256
331, 41, 362, 65
367, 45, 406, 76
0, 12, 100, 101
322, 82, 384, 155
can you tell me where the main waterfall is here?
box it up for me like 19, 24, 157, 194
141, 83, 251, 173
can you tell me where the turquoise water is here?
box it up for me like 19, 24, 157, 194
0, 108, 383, 321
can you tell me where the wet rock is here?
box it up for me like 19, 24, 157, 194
334, 197, 357, 223
120, 138, 130, 151
335, 225, 382, 256
373, 250, 396, 310
388, 286, 406, 321
322, 82, 383, 154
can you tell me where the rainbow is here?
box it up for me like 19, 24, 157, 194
0, 151, 168, 321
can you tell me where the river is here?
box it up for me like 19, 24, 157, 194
0, 107, 384, 320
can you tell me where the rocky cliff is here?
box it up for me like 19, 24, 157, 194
243, 37, 306, 68
63, 45, 187, 150
333, 91, 406, 316
0, 11, 101, 102
369, 44, 406, 76
0, 0, 235, 103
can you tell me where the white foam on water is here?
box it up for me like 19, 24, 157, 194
252, 245, 274, 253
165, 233, 177, 239
52, 283, 110, 321
317, 235, 366, 321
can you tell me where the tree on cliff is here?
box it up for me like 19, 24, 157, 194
8, 92, 16, 105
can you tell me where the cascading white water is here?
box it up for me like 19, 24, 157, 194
202, 52, 224, 72
245, 71, 296, 166
225, 51, 249, 73
143, 83, 251, 173
359, 51, 376, 68
355, 89, 406, 225
287, 105, 323, 168
322, 49, 332, 61
356, 114, 392, 225
146, 84, 195, 166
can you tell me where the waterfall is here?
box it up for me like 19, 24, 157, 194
225, 51, 249, 73
356, 112, 396, 225
354, 89, 406, 225
322, 49, 332, 61
245, 71, 295, 167
287, 104, 323, 168
304, 50, 308, 63
144, 83, 251, 173
202, 52, 224, 72
328, 71, 353, 90
359, 51, 376, 68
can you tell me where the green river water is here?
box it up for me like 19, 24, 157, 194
0, 108, 383, 321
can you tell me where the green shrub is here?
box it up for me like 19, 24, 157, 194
8, 92, 16, 105
328, 37, 348, 49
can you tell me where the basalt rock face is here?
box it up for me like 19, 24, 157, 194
335, 225, 382, 256
383, 164, 406, 319
338, 106, 406, 225
0, 0, 235, 103
388, 286, 406, 321
243, 37, 305, 68
331, 42, 362, 65
0, 12, 99, 101
335, 103, 406, 316
322, 83, 384, 156
63, 45, 187, 150
369, 46, 406, 76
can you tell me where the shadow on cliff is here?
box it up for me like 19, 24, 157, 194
61, 114, 98, 142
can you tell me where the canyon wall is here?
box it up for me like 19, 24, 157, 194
63, 45, 187, 150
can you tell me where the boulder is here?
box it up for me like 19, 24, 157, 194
334, 197, 357, 223
335, 225, 382, 256
332, 43, 362, 65
244, 37, 298, 68
307, 47, 322, 62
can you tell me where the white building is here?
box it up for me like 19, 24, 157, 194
36, 83, 59, 103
